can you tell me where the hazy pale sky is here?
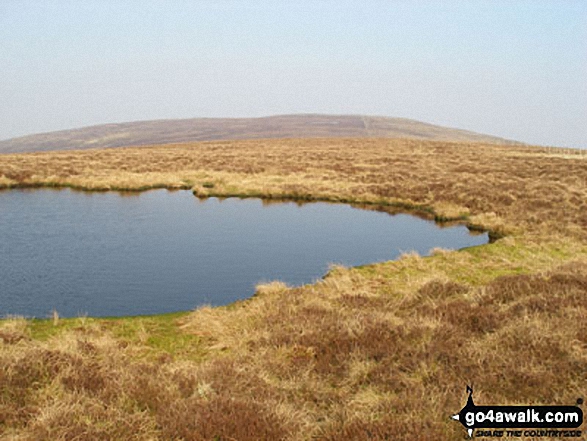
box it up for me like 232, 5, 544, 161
1, 0, 586, 147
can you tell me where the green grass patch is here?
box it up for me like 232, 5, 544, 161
26, 311, 206, 361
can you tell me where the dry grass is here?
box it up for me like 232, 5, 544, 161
1, 138, 585, 237
1, 138, 586, 440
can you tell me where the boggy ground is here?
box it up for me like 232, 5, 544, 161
0, 138, 586, 440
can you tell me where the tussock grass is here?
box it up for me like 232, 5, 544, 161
1, 138, 586, 236
1, 138, 586, 439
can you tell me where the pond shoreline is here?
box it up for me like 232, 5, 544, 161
1, 188, 488, 319
0, 181, 499, 240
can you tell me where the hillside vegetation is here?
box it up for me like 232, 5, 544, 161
0, 115, 519, 153
0, 138, 586, 440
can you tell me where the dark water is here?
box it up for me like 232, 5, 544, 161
0, 189, 487, 318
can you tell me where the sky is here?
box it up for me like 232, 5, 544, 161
1, 0, 586, 148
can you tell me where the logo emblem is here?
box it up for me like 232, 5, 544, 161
451, 386, 583, 438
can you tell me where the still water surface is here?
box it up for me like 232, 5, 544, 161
0, 189, 487, 318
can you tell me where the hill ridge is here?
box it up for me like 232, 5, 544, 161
0, 114, 520, 153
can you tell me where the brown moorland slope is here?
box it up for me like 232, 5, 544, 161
0, 114, 520, 153
0, 138, 586, 440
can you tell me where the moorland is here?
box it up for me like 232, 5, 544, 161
0, 137, 586, 440
0, 114, 518, 153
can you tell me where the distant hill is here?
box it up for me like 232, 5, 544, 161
0, 114, 520, 153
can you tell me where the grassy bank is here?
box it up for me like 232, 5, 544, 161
1, 138, 586, 440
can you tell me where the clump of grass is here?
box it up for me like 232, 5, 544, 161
0, 316, 30, 344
